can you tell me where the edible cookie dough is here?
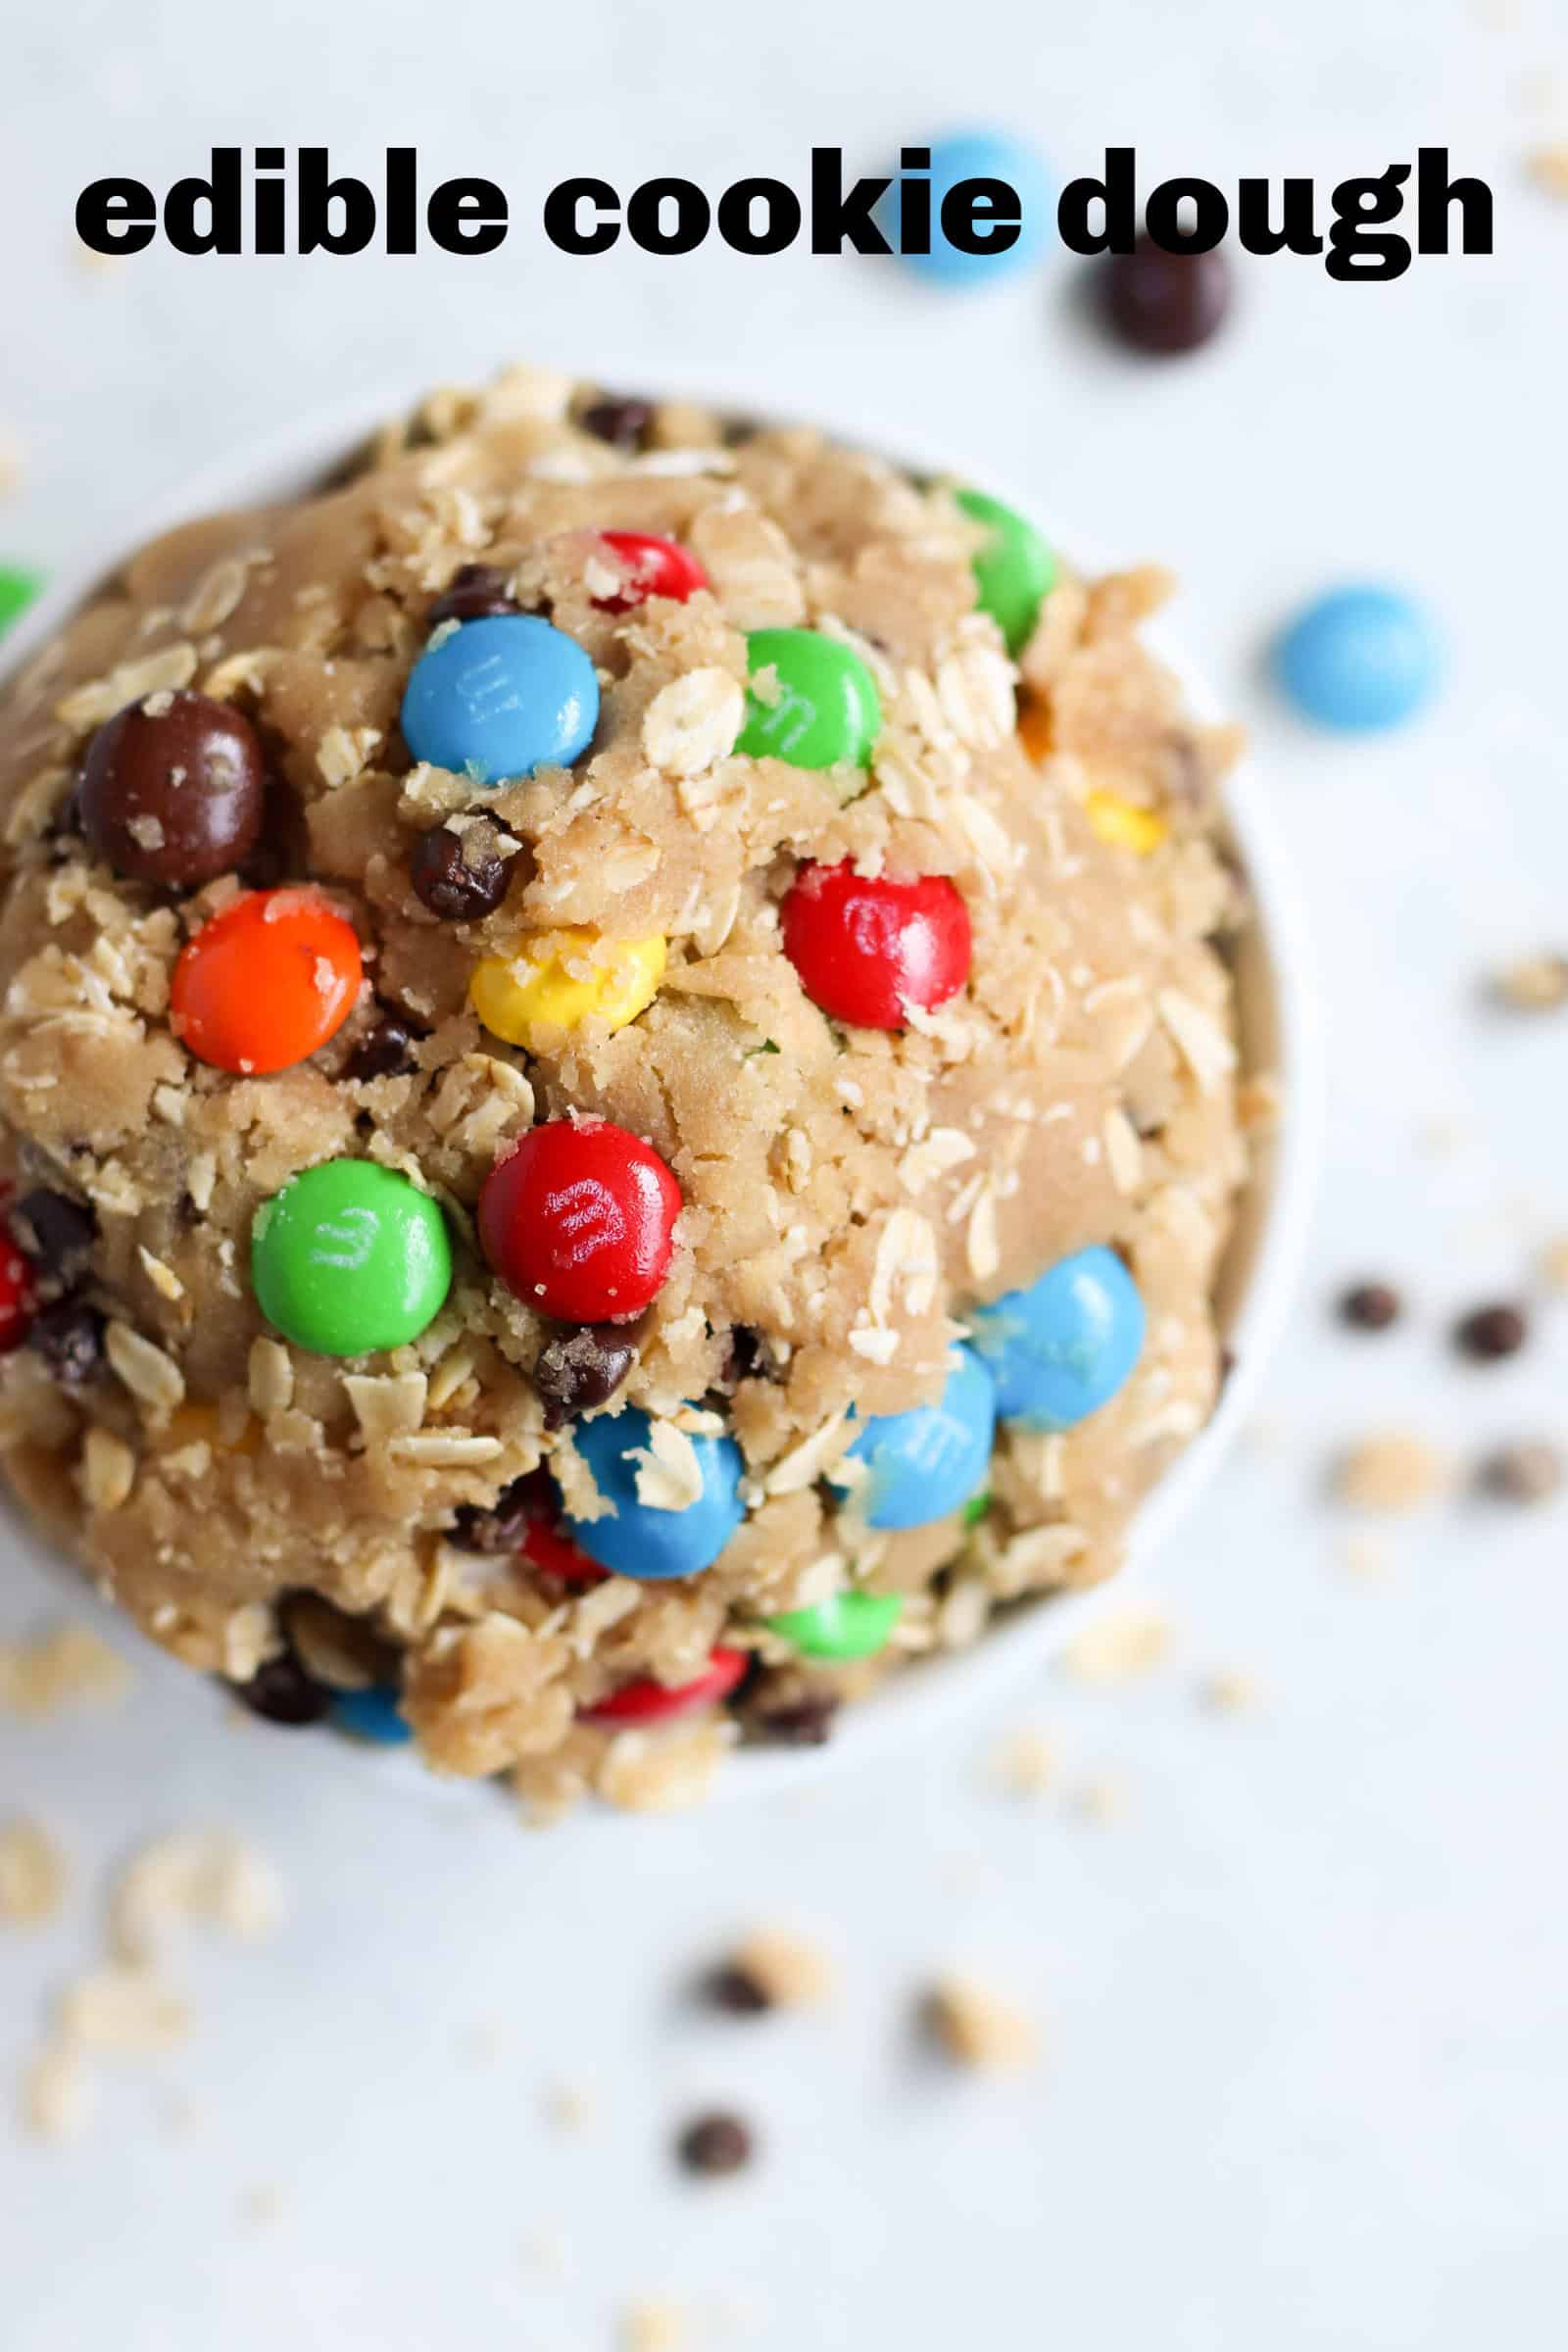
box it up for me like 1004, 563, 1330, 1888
0, 366, 1259, 1816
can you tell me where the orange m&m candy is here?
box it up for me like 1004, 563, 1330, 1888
171, 889, 363, 1075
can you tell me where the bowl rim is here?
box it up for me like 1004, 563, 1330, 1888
0, 368, 1322, 1809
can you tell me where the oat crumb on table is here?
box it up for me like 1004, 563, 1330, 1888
923, 1975, 1041, 2073
0, 363, 1259, 1814
1197, 1665, 1262, 1714
0, 1816, 69, 1924
1060, 1602, 1172, 1683
1334, 1433, 1450, 1512
987, 1726, 1059, 1797
1538, 1236, 1568, 1292
703, 1926, 834, 2013
1525, 143, 1568, 197
0, 1622, 131, 1716
623, 2299, 689, 2352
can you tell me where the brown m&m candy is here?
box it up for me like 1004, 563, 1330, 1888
1102, 237, 1232, 357
78, 692, 267, 887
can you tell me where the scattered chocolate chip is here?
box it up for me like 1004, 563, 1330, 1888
1339, 1281, 1401, 1333
744, 1690, 839, 1748
410, 820, 514, 920
428, 564, 520, 626
1102, 236, 1232, 357
11, 1189, 96, 1288
722, 1325, 777, 1386
77, 691, 268, 888
700, 1963, 773, 2017
28, 1298, 106, 1387
346, 1010, 418, 1083
578, 394, 655, 451
675, 2110, 754, 2179
1453, 1302, 1528, 1362
1478, 1440, 1563, 1504
233, 1650, 333, 1727
449, 1474, 536, 1555
533, 1323, 636, 1430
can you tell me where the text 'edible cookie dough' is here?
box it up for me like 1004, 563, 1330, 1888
0, 365, 1257, 1817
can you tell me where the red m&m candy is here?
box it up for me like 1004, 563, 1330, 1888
593, 532, 709, 614
0, 1226, 35, 1352
581, 1646, 748, 1726
479, 1117, 681, 1323
171, 889, 363, 1075
514, 1474, 606, 1586
780, 861, 972, 1031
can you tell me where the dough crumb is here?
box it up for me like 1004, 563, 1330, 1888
623, 2298, 688, 2352
0, 1622, 132, 1716
1061, 1604, 1172, 1684
1489, 950, 1568, 1010
21, 2040, 93, 2142
1525, 143, 1568, 197
1197, 1666, 1262, 1715
704, 1927, 834, 2013
1334, 1432, 1450, 1512
922, 1975, 1041, 2074
0, 1817, 69, 1925
987, 1727, 1059, 1798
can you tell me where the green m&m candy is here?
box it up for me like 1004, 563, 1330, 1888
0, 564, 44, 640
767, 1590, 903, 1662
955, 490, 1056, 657
737, 628, 882, 770
252, 1161, 452, 1357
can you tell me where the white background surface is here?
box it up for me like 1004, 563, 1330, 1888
4, 1, 1568, 2344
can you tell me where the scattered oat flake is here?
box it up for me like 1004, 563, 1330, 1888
1061, 1604, 1172, 1685
988, 1728, 1058, 1799
1335, 1432, 1449, 1512
1526, 143, 1568, 197
0, 1622, 131, 1715
623, 2299, 688, 2352
721, 1927, 835, 2010
1491, 950, 1568, 1010
0, 1817, 69, 1925
1539, 1236, 1568, 1292
1198, 1667, 1261, 1715
1074, 1774, 1132, 1826
22, 2041, 92, 2142
58, 1962, 191, 2055
109, 1829, 283, 1964
923, 1976, 1040, 2074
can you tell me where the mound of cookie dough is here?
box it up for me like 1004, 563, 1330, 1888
0, 367, 1257, 1816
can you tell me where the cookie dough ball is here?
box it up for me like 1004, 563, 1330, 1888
0, 366, 1254, 1815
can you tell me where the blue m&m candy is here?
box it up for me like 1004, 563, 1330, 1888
1273, 586, 1441, 731
401, 613, 599, 783
330, 1687, 413, 1744
560, 1406, 745, 1581
969, 1246, 1145, 1432
835, 1345, 996, 1531
890, 131, 1053, 289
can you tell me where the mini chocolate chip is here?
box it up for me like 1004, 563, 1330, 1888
1339, 1282, 1401, 1333
12, 1189, 96, 1287
410, 821, 514, 920
428, 564, 521, 626
700, 1964, 773, 2017
347, 1011, 418, 1082
578, 394, 655, 451
534, 1324, 636, 1430
28, 1298, 105, 1387
1454, 1302, 1528, 1361
78, 691, 268, 888
1479, 1441, 1563, 1504
1102, 236, 1232, 357
722, 1325, 777, 1386
746, 1690, 839, 1748
233, 1651, 333, 1727
449, 1473, 536, 1554
675, 2110, 754, 2178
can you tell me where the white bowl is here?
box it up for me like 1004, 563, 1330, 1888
0, 374, 1321, 1804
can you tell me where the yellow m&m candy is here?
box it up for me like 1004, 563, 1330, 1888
469, 930, 666, 1050
1083, 790, 1167, 857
